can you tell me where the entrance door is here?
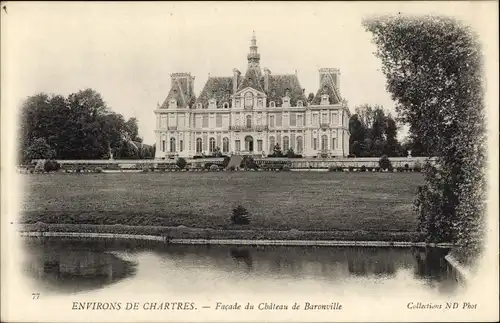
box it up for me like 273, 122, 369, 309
244, 136, 254, 152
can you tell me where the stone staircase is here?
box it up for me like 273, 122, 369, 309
226, 155, 243, 170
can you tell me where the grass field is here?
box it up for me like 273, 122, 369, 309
20, 172, 424, 237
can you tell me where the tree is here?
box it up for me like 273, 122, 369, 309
272, 143, 283, 157
24, 137, 56, 161
307, 92, 315, 103
348, 114, 367, 157
364, 16, 486, 265
384, 116, 401, 156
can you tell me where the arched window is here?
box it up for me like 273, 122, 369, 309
222, 137, 229, 153
269, 136, 275, 152
170, 137, 176, 153
321, 135, 328, 150
196, 138, 203, 153
197, 103, 202, 109
223, 102, 229, 109
297, 100, 303, 107
283, 136, 290, 152
296, 136, 303, 153
245, 92, 253, 108
209, 137, 216, 152
246, 115, 252, 128
270, 101, 276, 108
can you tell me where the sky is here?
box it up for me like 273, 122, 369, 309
2, 1, 496, 144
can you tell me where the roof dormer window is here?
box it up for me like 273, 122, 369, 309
257, 99, 263, 108
223, 102, 229, 109
282, 96, 290, 108
169, 99, 177, 109
209, 99, 217, 109
297, 100, 303, 107
270, 101, 276, 108
197, 103, 203, 109
321, 94, 329, 106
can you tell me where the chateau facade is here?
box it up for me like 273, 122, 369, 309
154, 33, 350, 159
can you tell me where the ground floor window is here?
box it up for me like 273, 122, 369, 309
321, 135, 328, 150
209, 137, 216, 152
223, 137, 229, 153
180, 140, 183, 152
283, 136, 290, 151
332, 138, 336, 150
313, 138, 318, 150
162, 140, 166, 152
257, 140, 263, 152
170, 138, 176, 153
196, 138, 202, 153
269, 136, 275, 152
296, 136, 303, 153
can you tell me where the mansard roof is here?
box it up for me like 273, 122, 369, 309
196, 76, 235, 108
311, 73, 342, 105
237, 68, 264, 92
160, 78, 196, 109
264, 74, 307, 107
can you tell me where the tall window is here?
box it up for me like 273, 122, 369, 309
313, 138, 318, 150
196, 138, 202, 153
269, 136, 275, 152
222, 137, 229, 153
321, 135, 328, 150
170, 137, 176, 153
313, 113, 319, 126
269, 115, 275, 127
276, 114, 282, 127
257, 140, 263, 152
202, 114, 209, 128
297, 114, 303, 127
296, 136, 303, 153
322, 113, 328, 124
246, 115, 252, 128
162, 140, 166, 152
209, 137, 216, 152
257, 99, 263, 108
216, 114, 222, 127
235, 140, 241, 152
180, 140, 184, 152
331, 138, 336, 150
332, 113, 339, 125
289, 113, 296, 126
245, 92, 253, 108
283, 136, 290, 151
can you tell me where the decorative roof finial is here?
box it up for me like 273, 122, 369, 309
247, 31, 260, 67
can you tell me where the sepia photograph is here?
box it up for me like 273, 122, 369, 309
1, 1, 498, 322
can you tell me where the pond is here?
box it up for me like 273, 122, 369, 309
22, 237, 463, 298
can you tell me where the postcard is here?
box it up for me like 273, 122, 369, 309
1, 1, 498, 322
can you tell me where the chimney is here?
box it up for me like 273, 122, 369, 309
264, 67, 271, 92
232, 68, 241, 94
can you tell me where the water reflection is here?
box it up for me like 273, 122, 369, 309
23, 238, 138, 294
22, 238, 461, 296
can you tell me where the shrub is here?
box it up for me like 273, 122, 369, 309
378, 155, 392, 170
360, 165, 367, 172
374, 166, 381, 172
348, 166, 354, 172
95, 167, 103, 173
230, 205, 250, 225
240, 156, 258, 170
209, 164, 219, 171
142, 167, 150, 172
328, 166, 336, 172
413, 164, 422, 172
34, 160, 45, 173
228, 166, 236, 172
176, 157, 187, 170
282, 165, 291, 172
404, 163, 410, 171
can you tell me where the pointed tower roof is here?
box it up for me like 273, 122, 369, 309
238, 31, 263, 92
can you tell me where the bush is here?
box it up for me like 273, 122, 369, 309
228, 166, 236, 172
176, 157, 187, 170
282, 165, 291, 172
222, 156, 231, 168
378, 155, 392, 170
348, 166, 354, 172
404, 163, 410, 172
34, 160, 46, 173
209, 164, 219, 171
95, 167, 103, 173
240, 156, 258, 170
328, 166, 336, 172
142, 167, 150, 172
230, 205, 250, 225
374, 166, 381, 172
360, 165, 367, 172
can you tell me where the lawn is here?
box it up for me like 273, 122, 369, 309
20, 172, 424, 235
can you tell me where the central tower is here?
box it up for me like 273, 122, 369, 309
247, 31, 261, 69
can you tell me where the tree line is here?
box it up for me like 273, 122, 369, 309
18, 89, 155, 163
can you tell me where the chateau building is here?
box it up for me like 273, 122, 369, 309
154, 32, 350, 159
